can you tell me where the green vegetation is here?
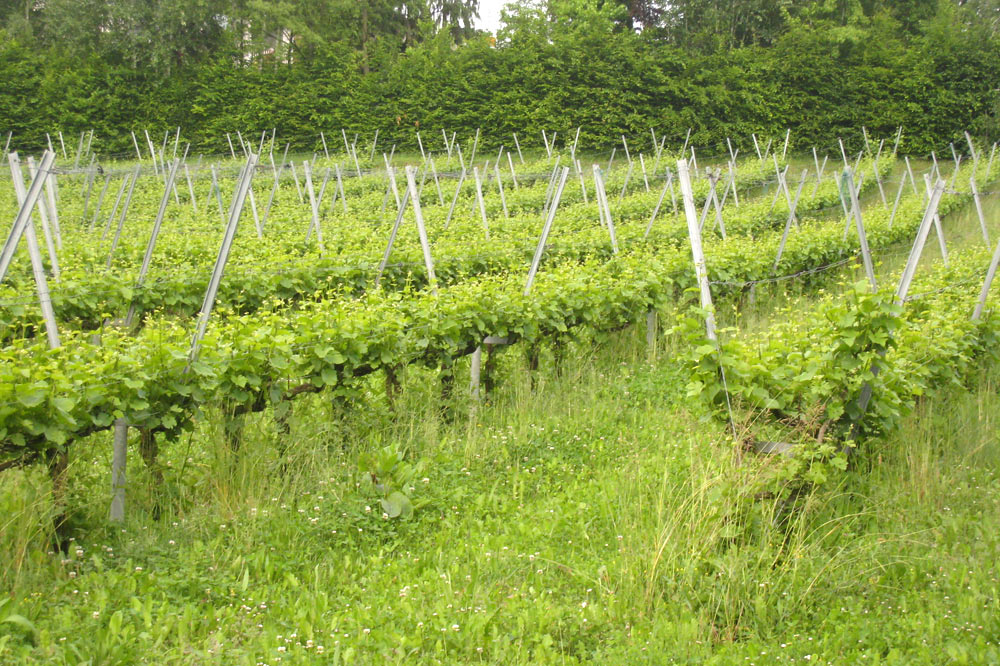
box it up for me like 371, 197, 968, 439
1, 128, 999, 663
1, 0, 999, 154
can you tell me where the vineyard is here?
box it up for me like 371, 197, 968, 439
1, 128, 1000, 663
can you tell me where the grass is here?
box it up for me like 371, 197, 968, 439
1, 314, 999, 664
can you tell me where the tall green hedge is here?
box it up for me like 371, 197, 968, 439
1, 17, 997, 158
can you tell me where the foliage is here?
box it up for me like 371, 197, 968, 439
1, 3, 999, 155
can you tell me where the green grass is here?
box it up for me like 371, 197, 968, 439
1, 315, 999, 664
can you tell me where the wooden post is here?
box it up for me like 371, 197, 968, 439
513, 133, 524, 164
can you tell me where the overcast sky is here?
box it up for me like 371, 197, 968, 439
475, 0, 510, 34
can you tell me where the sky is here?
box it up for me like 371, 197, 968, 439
475, 0, 511, 34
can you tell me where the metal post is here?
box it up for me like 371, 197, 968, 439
89, 173, 112, 232
106, 167, 140, 269
495, 163, 509, 219
973, 235, 1000, 321
923, 174, 948, 266
469, 128, 480, 166
335, 163, 347, 213
109, 418, 127, 522
101, 172, 131, 241
896, 181, 946, 305
81, 155, 97, 222
261, 161, 284, 229
904, 156, 918, 195
187, 153, 257, 366
644, 171, 673, 240
888, 170, 906, 229
184, 164, 198, 213
404, 166, 438, 295
210, 165, 225, 222
444, 168, 466, 229
592, 166, 618, 253
375, 187, 411, 289
25, 157, 59, 281
4, 152, 60, 348
639, 153, 650, 192
472, 166, 490, 240
618, 159, 634, 203
525, 167, 570, 294
125, 159, 180, 326
677, 159, 715, 340
289, 161, 304, 203
971, 177, 989, 246
370, 129, 380, 162
303, 161, 325, 254
773, 170, 809, 270
846, 170, 877, 291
